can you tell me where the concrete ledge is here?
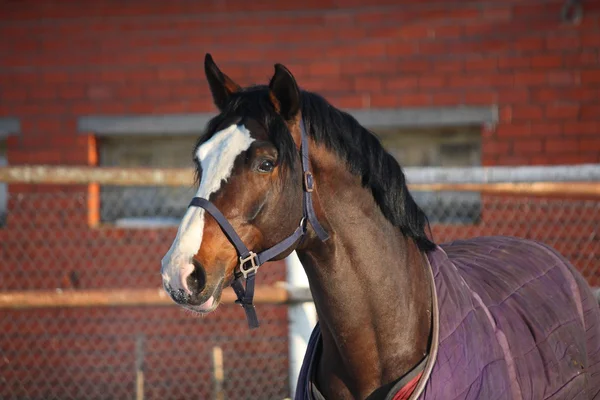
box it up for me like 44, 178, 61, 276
78, 106, 498, 135
78, 113, 215, 135
0, 118, 20, 138
347, 106, 498, 128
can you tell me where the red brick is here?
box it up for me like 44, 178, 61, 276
41, 71, 71, 84
417, 75, 446, 89
396, 25, 432, 39
464, 91, 496, 105
69, 102, 98, 115
512, 37, 545, 52
397, 92, 431, 107
370, 94, 399, 108
549, 153, 599, 164
36, 118, 65, 133
157, 67, 186, 81
340, 60, 395, 76
547, 71, 578, 86
564, 51, 599, 68
144, 85, 171, 99
530, 55, 563, 69
497, 89, 530, 104
29, 86, 57, 101
464, 58, 498, 71
356, 10, 389, 24
498, 56, 530, 69
545, 104, 580, 119
99, 69, 128, 83
96, 101, 128, 114
433, 25, 463, 38
513, 139, 543, 153
579, 138, 600, 152
513, 2, 562, 17
546, 34, 581, 51
580, 105, 600, 120
545, 138, 579, 153
499, 105, 512, 123
462, 21, 492, 36
531, 88, 563, 103
337, 27, 368, 41
184, 98, 216, 113
331, 94, 366, 109
301, 78, 352, 92
397, 59, 431, 73
59, 85, 86, 100
496, 124, 531, 138
353, 77, 382, 92
482, 6, 512, 20
0, 87, 28, 102
431, 92, 463, 106
431, 59, 463, 72
386, 41, 417, 57
512, 105, 544, 121
333, 42, 387, 58
581, 70, 600, 84
581, 32, 600, 47
530, 122, 562, 136
386, 77, 418, 91
483, 140, 511, 156
307, 61, 340, 77
564, 121, 599, 136
514, 71, 546, 86
170, 84, 200, 99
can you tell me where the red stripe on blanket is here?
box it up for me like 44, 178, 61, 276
392, 371, 423, 400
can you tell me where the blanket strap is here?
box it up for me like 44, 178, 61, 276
405, 253, 441, 400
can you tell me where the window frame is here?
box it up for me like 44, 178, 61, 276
79, 107, 497, 228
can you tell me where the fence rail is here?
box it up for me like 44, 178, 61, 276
1, 164, 598, 400
1, 165, 600, 196
0, 286, 314, 309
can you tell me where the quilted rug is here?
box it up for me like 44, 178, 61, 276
296, 236, 600, 399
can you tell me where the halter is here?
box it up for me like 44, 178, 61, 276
188, 119, 329, 329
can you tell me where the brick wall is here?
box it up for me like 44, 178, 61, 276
2, 0, 599, 167
1, 0, 599, 398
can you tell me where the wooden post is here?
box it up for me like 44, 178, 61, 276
212, 346, 224, 400
135, 334, 145, 400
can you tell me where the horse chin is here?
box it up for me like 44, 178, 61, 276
184, 287, 222, 314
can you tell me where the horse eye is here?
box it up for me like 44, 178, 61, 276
257, 159, 275, 173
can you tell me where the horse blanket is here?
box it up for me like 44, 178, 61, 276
296, 236, 600, 400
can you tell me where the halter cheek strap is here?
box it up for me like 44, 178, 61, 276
188, 119, 329, 329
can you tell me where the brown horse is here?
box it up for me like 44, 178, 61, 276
161, 54, 600, 400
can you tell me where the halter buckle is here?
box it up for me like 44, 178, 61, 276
304, 171, 314, 193
239, 251, 259, 279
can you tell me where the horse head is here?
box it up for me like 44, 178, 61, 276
160, 54, 318, 316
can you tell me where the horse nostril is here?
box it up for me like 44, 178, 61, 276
187, 259, 207, 295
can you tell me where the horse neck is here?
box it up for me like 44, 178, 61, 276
296, 149, 432, 399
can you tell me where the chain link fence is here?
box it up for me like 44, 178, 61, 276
0, 180, 599, 399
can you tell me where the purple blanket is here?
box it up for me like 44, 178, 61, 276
296, 236, 600, 399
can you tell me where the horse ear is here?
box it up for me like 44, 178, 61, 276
204, 53, 241, 111
268, 64, 301, 120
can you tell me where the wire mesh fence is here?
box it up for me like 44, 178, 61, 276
0, 183, 599, 399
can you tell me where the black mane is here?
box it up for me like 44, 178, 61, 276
197, 85, 436, 252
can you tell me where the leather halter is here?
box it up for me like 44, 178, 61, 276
188, 119, 329, 329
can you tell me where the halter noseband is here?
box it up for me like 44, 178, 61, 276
188, 120, 329, 329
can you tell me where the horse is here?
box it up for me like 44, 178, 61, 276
160, 53, 600, 400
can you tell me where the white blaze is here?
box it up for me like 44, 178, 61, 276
161, 124, 255, 293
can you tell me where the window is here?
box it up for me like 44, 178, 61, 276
0, 140, 6, 227
99, 135, 198, 227
374, 125, 482, 224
